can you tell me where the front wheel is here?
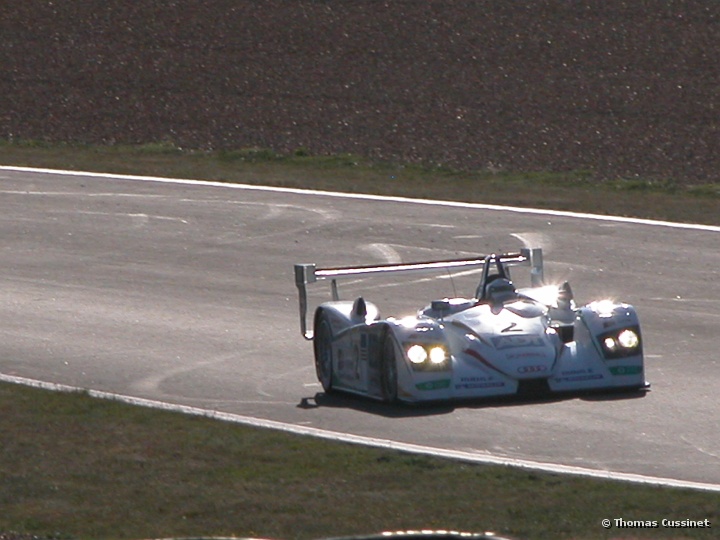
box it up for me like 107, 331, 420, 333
380, 332, 399, 403
313, 313, 334, 393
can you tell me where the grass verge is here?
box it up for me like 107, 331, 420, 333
1, 382, 719, 540
0, 140, 718, 226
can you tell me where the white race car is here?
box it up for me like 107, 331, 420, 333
294, 248, 649, 403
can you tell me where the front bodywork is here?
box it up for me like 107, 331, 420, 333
294, 249, 648, 403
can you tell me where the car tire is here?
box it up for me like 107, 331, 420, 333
380, 331, 399, 403
313, 312, 334, 393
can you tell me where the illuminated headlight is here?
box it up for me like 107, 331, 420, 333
617, 329, 640, 349
405, 344, 450, 370
603, 337, 617, 352
407, 344, 428, 364
599, 326, 642, 359
428, 346, 447, 364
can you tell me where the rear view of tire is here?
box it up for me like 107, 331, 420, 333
313, 312, 334, 393
380, 332, 399, 403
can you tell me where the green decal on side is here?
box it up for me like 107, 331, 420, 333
609, 365, 643, 376
416, 379, 451, 391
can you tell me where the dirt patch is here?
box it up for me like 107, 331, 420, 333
2, 1, 720, 184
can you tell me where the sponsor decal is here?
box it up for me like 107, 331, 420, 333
609, 365, 643, 376
517, 365, 548, 374
560, 368, 592, 376
506, 351, 545, 361
455, 381, 506, 390
554, 374, 604, 383
492, 335, 546, 350
416, 379, 451, 391
455, 376, 505, 389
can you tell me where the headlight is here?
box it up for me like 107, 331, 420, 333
428, 346, 447, 364
603, 337, 618, 352
617, 329, 640, 349
407, 344, 428, 364
405, 344, 450, 370
599, 326, 642, 359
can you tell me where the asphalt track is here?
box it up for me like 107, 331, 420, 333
1, 166, 719, 491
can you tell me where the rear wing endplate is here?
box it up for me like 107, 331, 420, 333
294, 247, 543, 340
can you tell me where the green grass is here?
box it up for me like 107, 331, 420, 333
1, 382, 719, 540
1, 140, 719, 539
1, 139, 718, 226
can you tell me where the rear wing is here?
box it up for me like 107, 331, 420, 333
293, 247, 544, 340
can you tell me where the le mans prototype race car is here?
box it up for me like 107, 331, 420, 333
294, 248, 649, 403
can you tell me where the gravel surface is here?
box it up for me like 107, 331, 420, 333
2, 1, 720, 184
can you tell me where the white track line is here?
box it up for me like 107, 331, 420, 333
2, 165, 719, 233
2, 166, 720, 493
2, 373, 719, 493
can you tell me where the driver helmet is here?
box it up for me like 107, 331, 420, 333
486, 277, 517, 305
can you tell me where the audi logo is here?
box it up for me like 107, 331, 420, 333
517, 365, 548, 374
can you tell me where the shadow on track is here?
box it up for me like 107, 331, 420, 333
297, 386, 649, 418
297, 392, 455, 418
